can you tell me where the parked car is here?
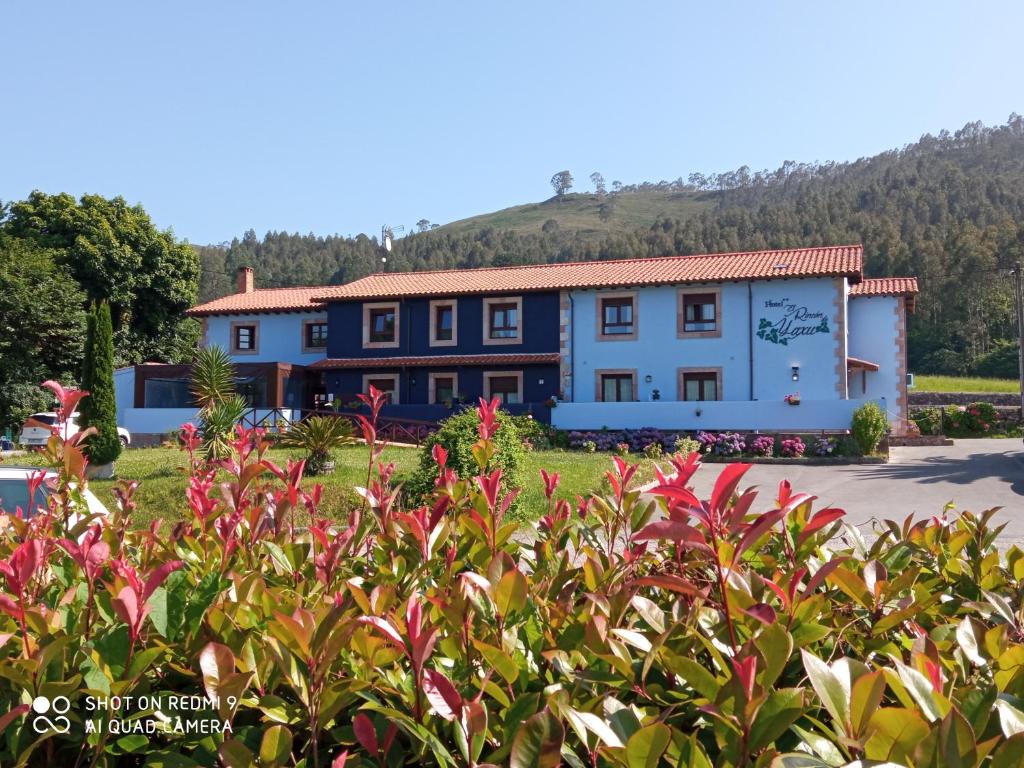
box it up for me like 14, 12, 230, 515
0, 466, 109, 522
19, 412, 130, 448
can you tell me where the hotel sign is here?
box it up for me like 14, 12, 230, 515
756, 299, 830, 346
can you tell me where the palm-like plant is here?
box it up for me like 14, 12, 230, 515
278, 415, 356, 474
190, 346, 246, 458
190, 346, 236, 410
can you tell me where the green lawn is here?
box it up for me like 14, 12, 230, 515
913, 375, 1020, 394
18, 444, 658, 528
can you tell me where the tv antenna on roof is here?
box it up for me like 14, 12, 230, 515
380, 225, 405, 264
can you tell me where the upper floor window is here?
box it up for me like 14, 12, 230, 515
363, 302, 400, 348
680, 369, 721, 401
429, 300, 458, 347
370, 309, 396, 342
482, 297, 523, 345
598, 292, 637, 340
678, 288, 721, 337
303, 321, 327, 351
231, 322, 258, 354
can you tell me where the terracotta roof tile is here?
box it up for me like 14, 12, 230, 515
310, 353, 560, 370
313, 245, 865, 301
849, 277, 918, 297
185, 286, 326, 317
846, 356, 881, 371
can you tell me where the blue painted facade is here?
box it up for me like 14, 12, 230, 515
205, 311, 329, 366
321, 292, 562, 422
325, 293, 561, 358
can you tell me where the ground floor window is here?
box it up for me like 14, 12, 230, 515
679, 368, 721, 401
483, 371, 523, 405
596, 369, 637, 402
428, 372, 458, 404
235, 375, 268, 408
363, 373, 400, 404
143, 377, 191, 408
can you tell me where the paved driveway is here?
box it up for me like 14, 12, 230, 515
684, 439, 1024, 543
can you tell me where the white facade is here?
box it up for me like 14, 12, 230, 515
203, 312, 329, 365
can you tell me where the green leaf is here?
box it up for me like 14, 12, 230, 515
259, 725, 293, 768
675, 733, 713, 768
992, 733, 1024, 768
864, 707, 929, 764
624, 723, 671, 768
850, 671, 886, 739
800, 650, 850, 731
495, 568, 528, 617
754, 622, 793, 690
893, 660, 947, 721
995, 697, 1024, 737
472, 639, 519, 685
511, 709, 564, 768
218, 739, 256, 768
748, 688, 804, 752
666, 653, 720, 701
143, 753, 203, 767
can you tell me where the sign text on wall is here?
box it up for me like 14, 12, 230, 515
756, 299, 830, 346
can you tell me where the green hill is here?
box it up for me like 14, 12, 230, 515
435, 189, 713, 238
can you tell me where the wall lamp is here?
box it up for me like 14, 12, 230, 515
644, 374, 653, 383
791, 366, 800, 382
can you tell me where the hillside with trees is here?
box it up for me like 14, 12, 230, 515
197, 116, 1024, 376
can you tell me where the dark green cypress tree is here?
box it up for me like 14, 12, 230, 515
84, 302, 122, 466
78, 304, 96, 425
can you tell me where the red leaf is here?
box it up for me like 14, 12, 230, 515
632, 520, 709, 550
745, 603, 777, 625
353, 713, 378, 754
731, 655, 757, 699
797, 507, 846, 546
112, 585, 140, 630
805, 556, 849, 595
735, 509, 786, 560
710, 463, 752, 515
0, 704, 29, 735
142, 560, 184, 603
423, 668, 463, 721
634, 574, 703, 597
357, 616, 407, 652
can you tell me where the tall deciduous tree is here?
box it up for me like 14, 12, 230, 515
80, 302, 121, 467
550, 171, 573, 198
590, 172, 606, 196
1, 191, 200, 365
0, 237, 86, 431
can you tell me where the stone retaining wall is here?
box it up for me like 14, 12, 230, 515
909, 392, 1020, 406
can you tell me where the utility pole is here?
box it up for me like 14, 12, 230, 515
1014, 262, 1024, 420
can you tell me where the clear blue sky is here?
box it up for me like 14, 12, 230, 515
2, 1, 1021, 245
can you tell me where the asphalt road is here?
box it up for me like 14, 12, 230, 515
684, 439, 1024, 544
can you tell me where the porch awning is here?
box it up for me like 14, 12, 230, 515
846, 356, 880, 372
310, 352, 560, 370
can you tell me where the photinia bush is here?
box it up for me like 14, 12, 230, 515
1, 383, 1024, 766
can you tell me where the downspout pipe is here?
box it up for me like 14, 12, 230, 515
569, 293, 575, 402
748, 282, 755, 400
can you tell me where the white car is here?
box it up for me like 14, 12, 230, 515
19, 412, 131, 448
0, 466, 109, 522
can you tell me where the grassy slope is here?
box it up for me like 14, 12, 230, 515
435, 190, 714, 238
913, 375, 1021, 394
19, 445, 658, 528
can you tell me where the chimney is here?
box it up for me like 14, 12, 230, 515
236, 267, 254, 294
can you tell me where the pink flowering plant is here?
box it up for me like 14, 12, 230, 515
0, 383, 1023, 766
780, 436, 806, 458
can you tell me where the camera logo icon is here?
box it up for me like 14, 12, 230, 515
30, 695, 71, 735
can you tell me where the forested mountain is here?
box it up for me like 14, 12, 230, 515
197, 116, 1024, 375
